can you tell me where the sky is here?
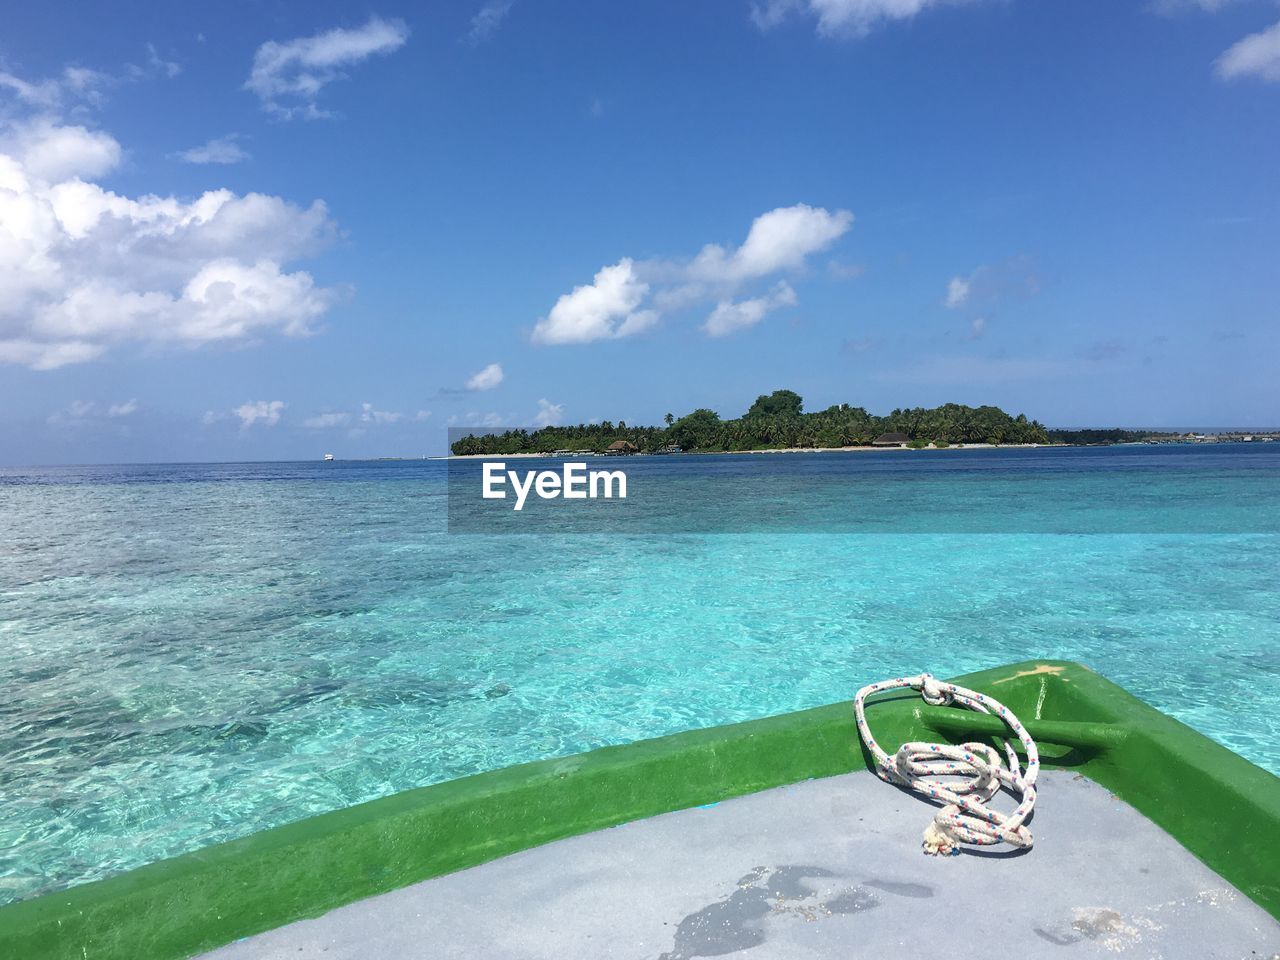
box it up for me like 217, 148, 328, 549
1, 0, 1277, 464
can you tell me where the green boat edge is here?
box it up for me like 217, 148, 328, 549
3, 659, 1277, 960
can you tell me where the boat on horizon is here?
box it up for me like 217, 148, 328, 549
323, 453, 334, 462
2, 660, 1275, 959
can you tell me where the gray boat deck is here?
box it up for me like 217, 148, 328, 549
202, 770, 1280, 960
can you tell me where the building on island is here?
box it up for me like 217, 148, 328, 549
605, 440, 639, 455
872, 432, 910, 447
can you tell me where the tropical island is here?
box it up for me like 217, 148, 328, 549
451, 390, 1061, 455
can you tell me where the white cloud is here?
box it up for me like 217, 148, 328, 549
0, 116, 338, 369
4, 119, 121, 182
535, 204, 850, 345
201, 410, 224, 425
946, 276, 971, 308
304, 411, 351, 428
234, 399, 285, 427
246, 16, 410, 118
146, 44, 182, 79
703, 281, 798, 337
532, 398, 564, 427
174, 134, 250, 165
752, 0, 976, 38
0, 72, 62, 109
306, 403, 411, 427
943, 257, 1039, 312
465, 361, 505, 391
361, 402, 401, 423
414, 409, 433, 421
688, 204, 853, 286
107, 398, 138, 417
465, 2, 513, 44
533, 259, 659, 344
1216, 21, 1280, 82
966, 316, 987, 340
2, 51, 179, 115
0, 340, 104, 370
0, 67, 111, 111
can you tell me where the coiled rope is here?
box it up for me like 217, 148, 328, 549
853, 673, 1039, 856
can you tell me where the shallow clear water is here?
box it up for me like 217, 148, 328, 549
1, 447, 1278, 904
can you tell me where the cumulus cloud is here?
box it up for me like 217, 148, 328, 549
1216, 21, 1280, 81
304, 411, 351, 428
946, 276, 971, 308
0, 116, 339, 369
465, 2, 514, 44
532, 398, 564, 428
246, 16, 410, 118
703, 281, 798, 337
4, 118, 121, 181
751, 0, 978, 38
534, 204, 851, 344
966, 316, 987, 341
414, 409, 433, 421
107, 398, 139, 417
234, 400, 285, 427
532, 259, 659, 344
174, 134, 250, 164
465, 361, 505, 390
686, 204, 853, 287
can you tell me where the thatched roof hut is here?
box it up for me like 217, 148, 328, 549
872, 432, 910, 447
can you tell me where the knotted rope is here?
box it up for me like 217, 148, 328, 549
853, 673, 1039, 856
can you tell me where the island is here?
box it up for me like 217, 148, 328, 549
451, 390, 1056, 455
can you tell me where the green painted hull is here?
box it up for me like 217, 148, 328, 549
2, 660, 1277, 960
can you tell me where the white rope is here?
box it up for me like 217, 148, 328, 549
853, 673, 1039, 856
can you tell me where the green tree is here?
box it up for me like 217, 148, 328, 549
746, 389, 803, 418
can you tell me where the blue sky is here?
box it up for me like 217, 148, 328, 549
1, 0, 1277, 464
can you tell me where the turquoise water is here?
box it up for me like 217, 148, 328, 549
1, 447, 1278, 904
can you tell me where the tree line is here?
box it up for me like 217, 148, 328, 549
450, 390, 1053, 455
1043, 428, 1180, 444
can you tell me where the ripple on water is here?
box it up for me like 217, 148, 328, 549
0, 457, 1277, 904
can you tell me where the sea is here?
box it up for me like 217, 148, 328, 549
1, 443, 1277, 904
